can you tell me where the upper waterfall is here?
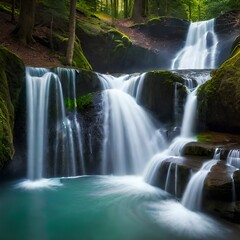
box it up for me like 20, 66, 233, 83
171, 19, 218, 70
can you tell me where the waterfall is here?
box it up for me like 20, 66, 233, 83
181, 150, 219, 211
226, 150, 240, 202
227, 150, 240, 169
171, 19, 218, 70
180, 88, 197, 138
144, 71, 210, 184
26, 67, 85, 180
166, 72, 210, 156
99, 73, 166, 175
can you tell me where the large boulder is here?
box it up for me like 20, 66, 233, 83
75, 16, 160, 73
133, 17, 189, 40
0, 47, 24, 170
138, 70, 187, 125
197, 47, 240, 133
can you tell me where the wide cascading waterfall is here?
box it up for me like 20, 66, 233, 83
26, 67, 85, 180
98, 73, 166, 175
171, 19, 218, 70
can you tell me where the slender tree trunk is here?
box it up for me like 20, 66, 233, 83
12, 0, 36, 44
132, 0, 145, 23
188, 3, 192, 21
165, 0, 168, 15
11, 0, 15, 23
124, 0, 128, 18
66, 0, 77, 66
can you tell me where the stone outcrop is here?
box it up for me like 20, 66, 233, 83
197, 46, 240, 133
138, 70, 187, 125
0, 47, 24, 170
215, 10, 240, 66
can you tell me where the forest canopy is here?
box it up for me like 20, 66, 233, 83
80, 0, 240, 21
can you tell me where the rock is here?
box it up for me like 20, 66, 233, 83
197, 47, 240, 133
147, 156, 204, 198
215, 10, 240, 66
183, 142, 218, 159
133, 17, 190, 40
76, 18, 160, 73
138, 70, 187, 125
204, 161, 234, 201
0, 47, 24, 170
51, 33, 92, 70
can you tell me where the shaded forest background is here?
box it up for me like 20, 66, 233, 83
81, 0, 239, 21
0, 0, 239, 71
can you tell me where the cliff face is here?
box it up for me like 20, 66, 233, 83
0, 47, 24, 170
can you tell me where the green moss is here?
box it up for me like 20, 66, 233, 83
65, 93, 94, 112
76, 93, 94, 111
147, 17, 161, 26
0, 2, 19, 15
72, 38, 92, 71
146, 70, 185, 85
52, 32, 92, 70
197, 47, 240, 132
0, 47, 24, 169
197, 133, 213, 142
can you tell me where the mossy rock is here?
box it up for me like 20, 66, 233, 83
133, 16, 189, 40
0, 47, 24, 169
65, 93, 94, 112
183, 142, 215, 158
197, 47, 240, 133
52, 32, 92, 70
138, 70, 187, 124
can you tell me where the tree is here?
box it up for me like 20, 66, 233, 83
132, 0, 146, 22
66, 0, 77, 66
13, 0, 36, 44
11, 0, 15, 23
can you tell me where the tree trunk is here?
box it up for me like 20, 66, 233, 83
11, 0, 15, 23
13, 0, 36, 44
124, 0, 128, 18
66, 0, 77, 66
132, 0, 145, 23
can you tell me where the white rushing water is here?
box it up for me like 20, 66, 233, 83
227, 150, 240, 169
26, 67, 85, 180
181, 156, 219, 211
226, 149, 240, 202
171, 19, 218, 69
98, 73, 166, 175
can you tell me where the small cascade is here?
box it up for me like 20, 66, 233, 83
171, 19, 218, 70
99, 73, 166, 175
230, 172, 236, 203
181, 150, 219, 211
226, 150, 240, 203
144, 71, 210, 184
180, 88, 197, 138
164, 162, 179, 196
227, 150, 240, 169
164, 162, 174, 192
174, 83, 180, 126
26, 67, 85, 180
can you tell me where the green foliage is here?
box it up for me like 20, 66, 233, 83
39, 0, 68, 19
108, 29, 132, 52
0, 1, 19, 15
197, 133, 212, 142
65, 93, 94, 112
